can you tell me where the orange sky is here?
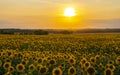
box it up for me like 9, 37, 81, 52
0, 0, 120, 29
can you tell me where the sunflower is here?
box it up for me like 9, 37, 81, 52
106, 64, 110, 68
95, 55, 100, 60
5, 58, 11, 63
90, 57, 96, 64
8, 66, 14, 73
28, 72, 33, 75
61, 63, 65, 68
84, 61, 91, 70
0, 52, 3, 57
116, 57, 120, 65
3, 62, 11, 70
79, 62, 83, 68
64, 55, 68, 59
40, 66, 48, 74
81, 58, 87, 65
81, 70, 84, 75
4, 72, 12, 75
21, 60, 28, 66
49, 51, 52, 54
36, 64, 42, 71
17, 52, 21, 57
37, 58, 43, 64
98, 63, 104, 69
7, 51, 12, 57
16, 63, 25, 72
2, 51, 6, 56
82, 66, 85, 71
108, 60, 114, 64
106, 64, 115, 71
87, 66, 96, 75
43, 57, 47, 62
0, 60, 2, 67
104, 68, 114, 75
52, 67, 63, 75
68, 66, 76, 75
69, 58, 76, 65
58, 66, 65, 71
49, 59, 56, 66
28, 64, 36, 72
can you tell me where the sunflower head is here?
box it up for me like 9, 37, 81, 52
81, 58, 87, 64
7, 52, 12, 56
116, 57, 120, 64
8, 66, 14, 73
40, 66, 48, 74
61, 63, 65, 68
16, 63, 25, 73
95, 55, 100, 60
49, 59, 56, 66
21, 61, 27, 65
90, 57, 96, 64
28, 64, 35, 72
5, 58, 11, 63
0, 60, 2, 67
3, 62, 11, 70
87, 66, 96, 75
84, 62, 91, 70
38, 58, 43, 64
4, 72, 12, 75
108, 60, 114, 64
52, 67, 63, 75
69, 58, 76, 65
104, 68, 113, 75
68, 66, 76, 75
36, 64, 42, 71
98, 63, 104, 69
109, 64, 115, 71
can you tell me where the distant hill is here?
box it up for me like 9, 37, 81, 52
0, 29, 48, 35
74, 29, 120, 33
0, 28, 120, 34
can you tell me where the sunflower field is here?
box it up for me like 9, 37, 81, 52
0, 34, 120, 75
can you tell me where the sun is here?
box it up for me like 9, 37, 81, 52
64, 7, 76, 17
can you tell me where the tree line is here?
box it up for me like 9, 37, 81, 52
0, 29, 49, 35
0, 29, 120, 35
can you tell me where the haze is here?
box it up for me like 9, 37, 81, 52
0, 0, 120, 29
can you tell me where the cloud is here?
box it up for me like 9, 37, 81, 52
0, 20, 12, 25
83, 19, 120, 28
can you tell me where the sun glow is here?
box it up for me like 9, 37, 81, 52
64, 7, 76, 17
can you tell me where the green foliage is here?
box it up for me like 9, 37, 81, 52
60, 30, 73, 34
0, 30, 14, 34
34, 30, 48, 35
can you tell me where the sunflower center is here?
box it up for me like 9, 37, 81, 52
40, 67, 46, 73
87, 67, 95, 74
106, 70, 111, 75
18, 66, 23, 70
55, 70, 60, 74
70, 68, 75, 74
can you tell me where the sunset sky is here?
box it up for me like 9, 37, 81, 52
0, 0, 120, 29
